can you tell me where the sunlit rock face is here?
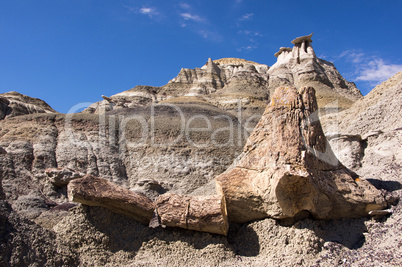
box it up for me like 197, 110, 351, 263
321, 71, 402, 192
84, 34, 361, 117
268, 33, 362, 111
216, 86, 386, 223
84, 57, 271, 117
0, 91, 57, 120
0, 34, 367, 214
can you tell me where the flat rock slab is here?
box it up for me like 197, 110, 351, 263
291, 33, 314, 44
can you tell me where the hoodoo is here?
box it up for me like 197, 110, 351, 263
268, 34, 362, 110
216, 86, 387, 223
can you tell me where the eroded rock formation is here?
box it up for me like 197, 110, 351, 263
322, 71, 402, 190
268, 33, 362, 110
215, 86, 387, 223
0, 103, 244, 209
85, 57, 270, 116
0, 41, 401, 266
0, 91, 56, 119
85, 35, 361, 116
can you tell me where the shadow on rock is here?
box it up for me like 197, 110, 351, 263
366, 178, 402, 192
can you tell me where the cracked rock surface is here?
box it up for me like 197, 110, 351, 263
216, 86, 386, 223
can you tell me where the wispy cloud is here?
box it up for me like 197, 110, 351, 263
140, 7, 159, 17
126, 3, 220, 42
180, 13, 205, 23
236, 30, 262, 52
126, 6, 160, 19
356, 59, 402, 82
239, 13, 254, 21
179, 11, 211, 36
339, 50, 402, 85
237, 44, 258, 52
339, 50, 365, 64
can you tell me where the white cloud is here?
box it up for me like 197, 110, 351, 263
139, 7, 159, 18
240, 13, 254, 21
126, 6, 160, 19
339, 50, 402, 84
177, 9, 222, 41
180, 13, 205, 23
237, 44, 258, 52
236, 29, 262, 52
339, 50, 365, 64
356, 59, 402, 82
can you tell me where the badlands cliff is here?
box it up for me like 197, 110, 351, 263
0, 35, 401, 266
84, 33, 360, 117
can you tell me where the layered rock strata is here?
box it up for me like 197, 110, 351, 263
85, 57, 271, 115
0, 91, 56, 119
268, 33, 362, 110
0, 148, 6, 200
84, 35, 361, 117
215, 86, 387, 223
0, 103, 244, 208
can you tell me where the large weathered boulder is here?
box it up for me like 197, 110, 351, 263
68, 175, 154, 224
215, 86, 387, 223
68, 175, 229, 235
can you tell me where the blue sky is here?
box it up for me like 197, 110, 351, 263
1, 0, 402, 113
